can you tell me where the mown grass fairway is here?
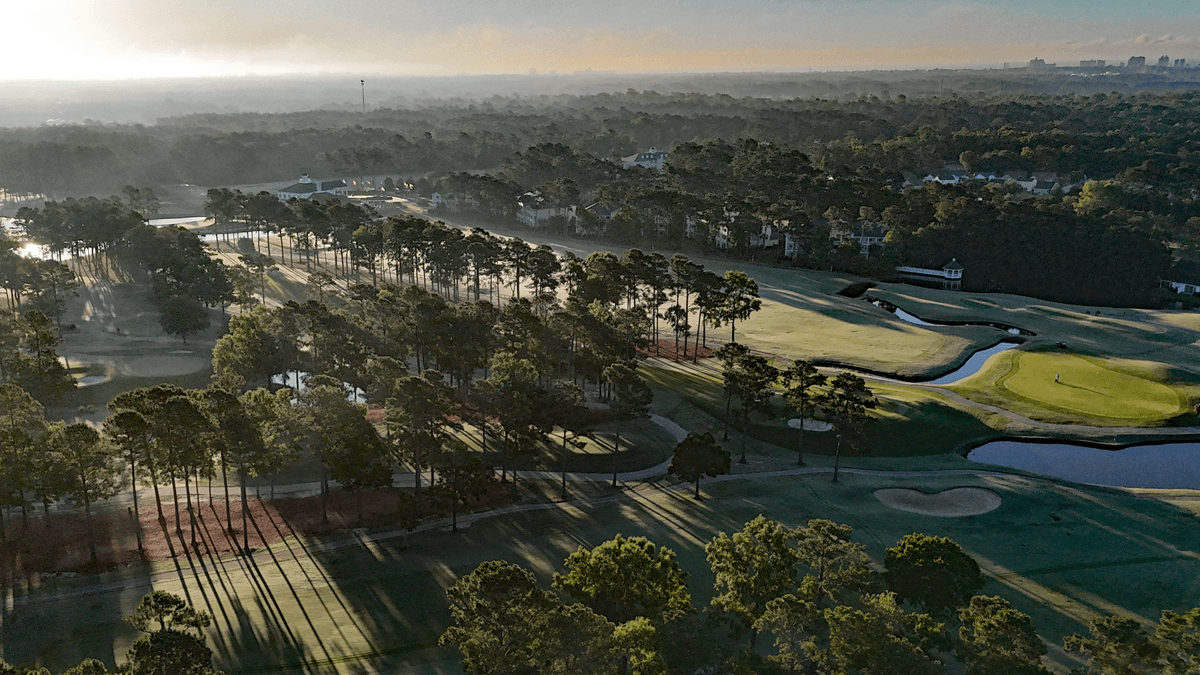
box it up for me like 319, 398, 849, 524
950, 347, 1199, 425
734, 289, 995, 378
5, 469, 1198, 674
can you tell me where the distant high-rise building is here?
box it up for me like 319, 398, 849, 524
1028, 58, 1055, 68
1158, 55, 1171, 68
1127, 56, 1147, 68
1176, 59, 1188, 68
1080, 59, 1106, 68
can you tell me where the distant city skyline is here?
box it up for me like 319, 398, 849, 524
10, 0, 1200, 80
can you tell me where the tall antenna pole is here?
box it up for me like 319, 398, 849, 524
361, 79, 366, 114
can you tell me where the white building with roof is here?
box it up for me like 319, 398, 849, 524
621, 148, 669, 171
278, 174, 350, 200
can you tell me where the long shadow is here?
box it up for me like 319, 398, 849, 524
234, 558, 316, 673
191, 506, 243, 639
196, 501, 286, 666
181, 526, 245, 664
247, 505, 337, 669
1056, 381, 1111, 397
259, 506, 372, 653
260, 505, 376, 655
182, 500, 314, 672
231, 543, 312, 672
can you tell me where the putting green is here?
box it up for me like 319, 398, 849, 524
994, 351, 1185, 421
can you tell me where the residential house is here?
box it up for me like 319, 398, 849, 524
580, 202, 617, 236
714, 220, 779, 250
1162, 261, 1200, 294
621, 148, 670, 171
783, 233, 801, 258
584, 202, 616, 225
517, 192, 577, 229
431, 191, 475, 212
714, 224, 731, 249
830, 222, 889, 254
921, 169, 971, 185
1031, 172, 1060, 195
750, 222, 781, 248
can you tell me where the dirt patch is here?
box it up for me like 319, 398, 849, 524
873, 487, 1002, 517
638, 339, 714, 362
0, 482, 518, 584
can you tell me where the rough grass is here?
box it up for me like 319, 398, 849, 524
7, 471, 1198, 674
734, 295, 994, 378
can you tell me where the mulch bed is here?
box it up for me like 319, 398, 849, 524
0, 481, 517, 585
638, 338, 714, 361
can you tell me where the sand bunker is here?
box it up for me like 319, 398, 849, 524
121, 355, 209, 378
75, 374, 109, 386
874, 487, 1002, 517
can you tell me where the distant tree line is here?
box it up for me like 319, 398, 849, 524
443, 137, 1174, 306
5, 89, 1200, 200
6, 91, 1200, 304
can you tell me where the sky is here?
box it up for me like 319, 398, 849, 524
9, 0, 1200, 80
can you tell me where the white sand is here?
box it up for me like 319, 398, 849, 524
874, 487, 1002, 517
787, 419, 832, 431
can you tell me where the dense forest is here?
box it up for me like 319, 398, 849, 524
4, 84, 1200, 305
5, 87, 1200, 194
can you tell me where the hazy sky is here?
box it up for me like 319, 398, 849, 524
11, 0, 1200, 79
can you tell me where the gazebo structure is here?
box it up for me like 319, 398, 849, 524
895, 258, 964, 290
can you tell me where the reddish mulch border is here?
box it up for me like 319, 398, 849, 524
0, 481, 518, 584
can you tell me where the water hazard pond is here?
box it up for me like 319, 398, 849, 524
969, 440, 1200, 489
865, 296, 1035, 336
925, 342, 1017, 385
